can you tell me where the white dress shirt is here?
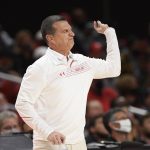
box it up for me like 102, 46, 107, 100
15, 27, 121, 144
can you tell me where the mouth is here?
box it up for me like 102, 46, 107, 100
69, 38, 74, 40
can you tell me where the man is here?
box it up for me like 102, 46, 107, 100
103, 108, 132, 143
15, 15, 121, 150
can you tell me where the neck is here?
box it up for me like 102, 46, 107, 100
112, 131, 128, 142
56, 49, 69, 56
49, 46, 70, 56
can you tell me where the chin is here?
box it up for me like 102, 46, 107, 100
66, 42, 74, 51
70, 42, 74, 50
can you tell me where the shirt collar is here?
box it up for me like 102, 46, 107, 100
46, 47, 77, 65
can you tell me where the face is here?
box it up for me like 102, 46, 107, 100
48, 21, 75, 54
16, 31, 33, 46
0, 117, 21, 134
110, 111, 129, 130
87, 100, 103, 119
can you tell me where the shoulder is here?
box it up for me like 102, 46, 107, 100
26, 55, 52, 75
32, 53, 53, 68
33, 55, 49, 67
72, 53, 97, 65
72, 53, 91, 61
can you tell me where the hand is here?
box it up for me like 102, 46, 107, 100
48, 131, 65, 145
93, 20, 109, 34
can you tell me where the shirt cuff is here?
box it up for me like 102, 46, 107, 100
44, 128, 54, 140
104, 27, 115, 35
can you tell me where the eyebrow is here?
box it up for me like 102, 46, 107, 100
63, 27, 72, 30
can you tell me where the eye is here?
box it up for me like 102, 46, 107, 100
64, 29, 68, 33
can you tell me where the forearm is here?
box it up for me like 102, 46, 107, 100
104, 27, 121, 76
15, 64, 54, 139
89, 27, 121, 79
15, 99, 54, 139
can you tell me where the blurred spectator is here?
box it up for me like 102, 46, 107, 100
88, 80, 103, 100
59, 12, 72, 24
85, 99, 104, 137
115, 74, 139, 94
115, 74, 140, 106
71, 8, 88, 54
103, 108, 132, 142
0, 110, 22, 135
0, 24, 14, 49
111, 96, 128, 108
140, 113, 150, 144
121, 52, 135, 75
100, 87, 119, 112
21, 122, 33, 139
0, 79, 20, 104
130, 38, 150, 88
0, 51, 15, 73
143, 91, 150, 112
12, 30, 36, 75
34, 30, 47, 59
86, 99, 103, 121
0, 92, 15, 112
89, 41, 104, 58
34, 30, 47, 47
88, 86, 119, 112
22, 122, 33, 133
14, 30, 36, 51
86, 115, 109, 144
122, 106, 141, 142
33, 46, 47, 60
71, 7, 87, 30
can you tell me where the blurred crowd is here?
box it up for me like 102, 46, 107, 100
0, 7, 150, 146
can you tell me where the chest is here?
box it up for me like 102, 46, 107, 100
46, 61, 93, 90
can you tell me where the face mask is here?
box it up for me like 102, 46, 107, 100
113, 119, 132, 133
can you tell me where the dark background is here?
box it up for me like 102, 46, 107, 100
0, 0, 150, 37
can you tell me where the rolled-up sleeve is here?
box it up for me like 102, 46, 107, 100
89, 27, 121, 79
15, 65, 54, 139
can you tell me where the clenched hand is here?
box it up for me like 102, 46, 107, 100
94, 20, 109, 34
48, 131, 65, 145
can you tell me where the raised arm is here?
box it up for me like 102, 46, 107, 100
89, 20, 121, 79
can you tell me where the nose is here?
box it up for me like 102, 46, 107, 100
69, 30, 75, 37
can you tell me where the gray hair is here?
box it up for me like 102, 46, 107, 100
0, 111, 18, 129
40, 15, 66, 42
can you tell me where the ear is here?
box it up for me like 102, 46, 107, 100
46, 34, 55, 44
109, 122, 120, 130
